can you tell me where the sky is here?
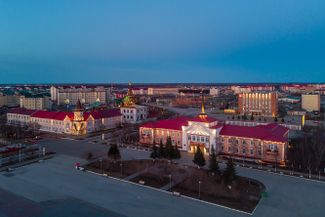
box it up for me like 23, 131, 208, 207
0, 0, 324, 84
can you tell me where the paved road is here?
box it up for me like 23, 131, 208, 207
0, 139, 324, 217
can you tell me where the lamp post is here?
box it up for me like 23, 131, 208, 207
99, 158, 103, 174
169, 174, 172, 191
198, 181, 202, 199
120, 163, 123, 176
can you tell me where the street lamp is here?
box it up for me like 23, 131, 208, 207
198, 181, 202, 199
120, 163, 123, 176
169, 174, 172, 191
99, 159, 103, 174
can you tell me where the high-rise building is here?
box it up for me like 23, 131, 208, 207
0, 92, 20, 107
20, 95, 52, 110
301, 94, 320, 112
50, 86, 107, 105
147, 87, 179, 95
238, 92, 278, 117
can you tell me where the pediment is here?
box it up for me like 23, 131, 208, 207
184, 122, 212, 136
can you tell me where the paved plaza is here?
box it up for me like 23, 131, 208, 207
0, 138, 324, 217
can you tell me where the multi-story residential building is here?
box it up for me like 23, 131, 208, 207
7, 100, 121, 135
232, 85, 275, 94
278, 96, 300, 104
50, 86, 107, 105
131, 88, 148, 95
147, 87, 179, 95
238, 92, 278, 117
301, 93, 320, 112
139, 96, 289, 164
0, 92, 20, 107
209, 88, 220, 96
20, 94, 52, 110
280, 84, 318, 94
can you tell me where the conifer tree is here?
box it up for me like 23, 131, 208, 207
150, 143, 158, 159
209, 147, 219, 174
223, 158, 237, 186
193, 145, 206, 167
158, 139, 165, 158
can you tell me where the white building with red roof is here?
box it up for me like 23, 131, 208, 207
7, 102, 121, 135
139, 95, 289, 164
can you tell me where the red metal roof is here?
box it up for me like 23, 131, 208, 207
31, 111, 74, 121
141, 116, 190, 131
220, 123, 288, 143
84, 109, 121, 120
8, 108, 37, 115
189, 116, 218, 123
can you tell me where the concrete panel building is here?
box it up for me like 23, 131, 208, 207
301, 94, 320, 112
50, 86, 107, 105
20, 95, 52, 110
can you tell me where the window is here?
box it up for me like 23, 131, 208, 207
201, 137, 205, 142
268, 144, 278, 152
242, 149, 246, 154
192, 135, 196, 141
250, 149, 254, 155
188, 135, 191, 140
206, 137, 209, 142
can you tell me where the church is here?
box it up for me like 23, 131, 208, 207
139, 94, 289, 164
120, 84, 148, 124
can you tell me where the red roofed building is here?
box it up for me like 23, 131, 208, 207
219, 123, 289, 164
7, 104, 121, 135
139, 94, 289, 164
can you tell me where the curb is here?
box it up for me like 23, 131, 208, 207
84, 169, 253, 215
239, 166, 325, 185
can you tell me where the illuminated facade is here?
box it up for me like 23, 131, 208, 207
238, 92, 278, 117
7, 102, 121, 135
120, 85, 148, 124
140, 94, 288, 164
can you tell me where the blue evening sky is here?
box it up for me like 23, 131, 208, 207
0, 0, 324, 83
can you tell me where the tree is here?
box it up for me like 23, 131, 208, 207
165, 137, 174, 159
107, 144, 121, 162
232, 115, 235, 120
172, 144, 181, 159
223, 158, 237, 186
274, 116, 278, 122
250, 114, 254, 121
193, 146, 206, 167
150, 143, 158, 159
209, 147, 219, 174
281, 117, 285, 123
158, 139, 165, 158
